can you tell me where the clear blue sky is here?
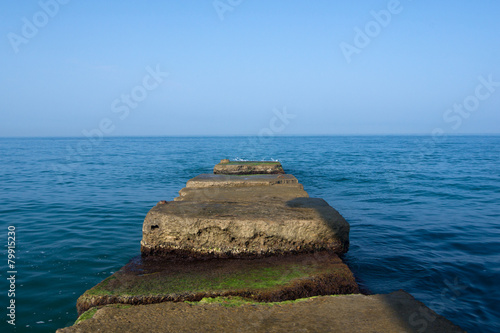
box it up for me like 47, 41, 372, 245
1, 0, 499, 136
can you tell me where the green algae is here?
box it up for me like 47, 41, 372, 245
76, 295, 347, 324
85, 263, 314, 297
76, 252, 359, 316
86, 275, 116, 296
74, 304, 133, 325
185, 295, 346, 307
74, 308, 98, 325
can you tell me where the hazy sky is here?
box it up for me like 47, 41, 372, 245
1, 0, 499, 137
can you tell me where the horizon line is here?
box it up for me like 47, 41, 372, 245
1, 133, 500, 139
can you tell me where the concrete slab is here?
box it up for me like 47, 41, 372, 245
175, 185, 309, 202
59, 290, 465, 333
75, 251, 358, 315
141, 197, 350, 257
185, 174, 299, 188
213, 160, 285, 175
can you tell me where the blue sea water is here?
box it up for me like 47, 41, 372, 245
0, 136, 499, 333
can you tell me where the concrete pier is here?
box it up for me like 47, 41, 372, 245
58, 160, 465, 332
141, 163, 350, 257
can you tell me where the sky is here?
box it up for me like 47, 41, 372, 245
1, 0, 499, 137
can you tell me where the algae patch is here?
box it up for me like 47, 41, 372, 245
76, 252, 359, 315
186, 295, 323, 307
74, 308, 98, 325
85, 261, 318, 297
74, 304, 133, 325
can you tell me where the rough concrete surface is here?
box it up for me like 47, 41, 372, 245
58, 290, 465, 333
185, 174, 299, 188
213, 160, 285, 175
175, 185, 309, 202
141, 197, 350, 257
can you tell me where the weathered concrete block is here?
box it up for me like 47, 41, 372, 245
141, 197, 350, 257
75, 251, 358, 315
61, 290, 465, 333
213, 160, 285, 175
175, 185, 309, 202
185, 174, 299, 188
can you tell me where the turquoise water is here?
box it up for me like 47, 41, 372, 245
1, 136, 499, 332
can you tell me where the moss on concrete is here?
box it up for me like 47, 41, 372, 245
74, 304, 133, 325
85, 261, 320, 297
59, 291, 466, 333
87, 276, 116, 296
74, 308, 98, 325
186, 295, 328, 307
76, 252, 359, 315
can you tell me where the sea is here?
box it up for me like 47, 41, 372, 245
0, 136, 499, 333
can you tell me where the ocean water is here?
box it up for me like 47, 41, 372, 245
0, 136, 499, 333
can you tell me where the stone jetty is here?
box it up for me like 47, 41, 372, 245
58, 161, 465, 332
